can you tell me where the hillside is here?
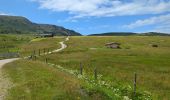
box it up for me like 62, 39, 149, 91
89, 32, 170, 36
89, 32, 137, 36
0, 15, 81, 36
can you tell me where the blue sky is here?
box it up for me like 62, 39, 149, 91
0, 0, 170, 35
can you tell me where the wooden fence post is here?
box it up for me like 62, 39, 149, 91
34, 55, 36, 61
44, 48, 46, 54
48, 49, 50, 53
39, 49, 41, 56
45, 58, 47, 63
94, 67, 97, 80
30, 55, 33, 60
80, 63, 83, 75
33, 50, 35, 55
133, 72, 137, 98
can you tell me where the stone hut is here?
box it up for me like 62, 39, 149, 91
105, 42, 121, 49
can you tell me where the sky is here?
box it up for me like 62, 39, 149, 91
0, 0, 170, 35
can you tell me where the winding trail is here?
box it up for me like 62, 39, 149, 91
0, 58, 19, 100
0, 58, 19, 69
0, 36, 70, 100
53, 36, 69, 53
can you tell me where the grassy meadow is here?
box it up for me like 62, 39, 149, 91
37, 36, 170, 100
3, 59, 118, 100
0, 34, 31, 55
20, 37, 65, 57
0, 34, 65, 59
1, 35, 170, 99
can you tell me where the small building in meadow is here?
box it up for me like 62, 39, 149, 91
105, 42, 121, 49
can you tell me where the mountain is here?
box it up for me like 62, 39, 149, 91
0, 15, 81, 36
89, 32, 137, 36
89, 32, 170, 36
138, 32, 170, 36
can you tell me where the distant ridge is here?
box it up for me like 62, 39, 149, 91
89, 32, 137, 36
89, 32, 170, 36
0, 15, 81, 36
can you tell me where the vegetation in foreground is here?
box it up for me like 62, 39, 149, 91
38, 36, 170, 100
3, 59, 151, 100
2, 60, 119, 100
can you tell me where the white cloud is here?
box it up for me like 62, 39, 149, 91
30, 0, 170, 18
0, 12, 9, 15
123, 14, 170, 33
124, 14, 170, 29
151, 21, 170, 33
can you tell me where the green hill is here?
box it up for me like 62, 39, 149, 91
139, 32, 170, 36
89, 32, 137, 36
0, 15, 81, 36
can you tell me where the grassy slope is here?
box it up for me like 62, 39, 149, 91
2, 60, 110, 100
0, 34, 65, 59
20, 37, 65, 57
0, 34, 31, 53
1, 36, 111, 100
2, 60, 83, 100
38, 36, 170, 100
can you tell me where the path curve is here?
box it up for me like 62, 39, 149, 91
0, 58, 20, 68
53, 36, 69, 53
0, 36, 70, 100
0, 58, 19, 100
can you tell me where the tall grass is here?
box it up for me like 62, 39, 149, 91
3, 60, 116, 100
38, 36, 170, 100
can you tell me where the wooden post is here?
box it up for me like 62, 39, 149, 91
30, 55, 32, 60
45, 58, 47, 63
133, 73, 137, 97
80, 63, 83, 75
44, 48, 46, 54
34, 55, 36, 61
48, 49, 50, 53
33, 50, 35, 56
94, 67, 97, 80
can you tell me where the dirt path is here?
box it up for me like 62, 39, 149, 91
53, 36, 69, 53
0, 58, 19, 100
0, 36, 70, 100
0, 58, 19, 68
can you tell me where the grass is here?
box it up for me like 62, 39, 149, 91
2, 35, 170, 99
0, 34, 32, 53
2, 60, 151, 100
2, 60, 114, 100
20, 37, 65, 57
37, 36, 170, 100
0, 34, 65, 58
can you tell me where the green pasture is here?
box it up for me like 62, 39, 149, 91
38, 36, 170, 100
